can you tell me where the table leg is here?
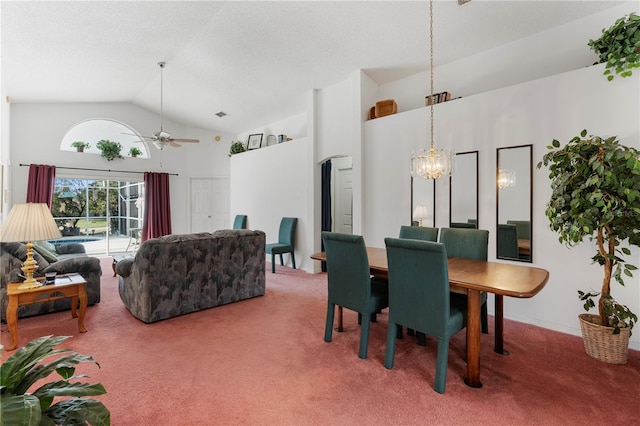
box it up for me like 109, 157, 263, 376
78, 285, 88, 333
464, 289, 483, 388
335, 306, 344, 332
494, 294, 509, 355
6, 295, 19, 351
70, 296, 78, 318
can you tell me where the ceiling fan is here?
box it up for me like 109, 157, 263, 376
131, 62, 200, 150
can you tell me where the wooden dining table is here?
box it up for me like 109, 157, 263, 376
311, 247, 549, 388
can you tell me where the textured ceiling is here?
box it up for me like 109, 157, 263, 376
0, 1, 627, 135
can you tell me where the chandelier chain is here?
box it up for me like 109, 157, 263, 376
429, 0, 434, 150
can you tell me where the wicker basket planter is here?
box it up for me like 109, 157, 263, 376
579, 313, 630, 364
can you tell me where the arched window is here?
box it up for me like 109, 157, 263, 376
60, 119, 149, 158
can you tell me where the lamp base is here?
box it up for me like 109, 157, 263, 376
19, 241, 42, 290
17, 279, 43, 290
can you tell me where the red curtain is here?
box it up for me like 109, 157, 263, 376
26, 164, 56, 208
141, 172, 172, 242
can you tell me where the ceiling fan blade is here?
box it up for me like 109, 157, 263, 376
170, 138, 200, 143
169, 141, 182, 148
122, 132, 154, 140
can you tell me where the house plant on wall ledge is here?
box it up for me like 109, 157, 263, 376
538, 129, 640, 363
588, 12, 640, 81
0, 335, 110, 425
128, 147, 143, 158
96, 139, 123, 161
229, 140, 246, 156
71, 141, 91, 152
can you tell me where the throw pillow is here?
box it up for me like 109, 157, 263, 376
33, 241, 59, 263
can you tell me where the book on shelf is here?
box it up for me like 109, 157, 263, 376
425, 91, 451, 106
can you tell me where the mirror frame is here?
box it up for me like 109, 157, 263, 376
496, 144, 533, 263
410, 176, 436, 227
449, 150, 479, 228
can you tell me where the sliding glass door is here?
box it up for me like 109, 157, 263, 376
51, 178, 143, 255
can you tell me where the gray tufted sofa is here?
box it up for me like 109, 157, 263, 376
0, 242, 102, 321
116, 229, 266, 323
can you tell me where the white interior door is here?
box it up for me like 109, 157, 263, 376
191, 177, 230, 232
332, 157, 353, 234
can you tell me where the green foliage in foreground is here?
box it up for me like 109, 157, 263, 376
1, 335, 110, 426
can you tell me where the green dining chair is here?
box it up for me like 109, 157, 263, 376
497, 224, 519, 260
439, 227, 490, 334
399, 225, 439, 241
506, 220, 530, 240
322, 232, 389, 359
450, 222, 476, 229
384, 237, 466, 394
233, 214, 247, 230
398, 225, 439, 344
265, 217, 297, 273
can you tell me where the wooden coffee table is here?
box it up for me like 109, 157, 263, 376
5, 273, 88, 351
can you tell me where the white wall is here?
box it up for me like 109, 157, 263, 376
9, 102, 233, 234
230, 137, 312, 271
363, 63, 640, 350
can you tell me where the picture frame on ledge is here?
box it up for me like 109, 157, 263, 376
247, 133, 263, 150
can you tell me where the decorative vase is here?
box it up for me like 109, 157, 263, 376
578, 313, 630, 364
76, 147, 84, 152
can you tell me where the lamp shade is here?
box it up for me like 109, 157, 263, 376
0, 203, 62, 242
413, 205, 429, 220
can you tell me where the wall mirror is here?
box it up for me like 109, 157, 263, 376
411, 176, 435, 227
496, 144, 532, 262
449, 151, 478, 228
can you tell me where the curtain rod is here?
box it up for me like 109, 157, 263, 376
19, 163, 178, 176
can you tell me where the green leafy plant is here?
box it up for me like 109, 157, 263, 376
96, 140, 123, 161
71, 141, 91, 152
229, 140, 246, 157
128, 147, 142, 157
537, 129, 640, 334
1, 335, 110, 425
588, 12, 640, 81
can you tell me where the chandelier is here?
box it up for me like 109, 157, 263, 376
410, 0, 454, 180
498, 169, 516, 189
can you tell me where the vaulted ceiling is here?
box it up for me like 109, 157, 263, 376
1, 1, 626, 135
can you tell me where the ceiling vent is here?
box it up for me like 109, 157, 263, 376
215, 111, 227, 118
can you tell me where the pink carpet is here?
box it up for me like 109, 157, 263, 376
2, 257, 638, 425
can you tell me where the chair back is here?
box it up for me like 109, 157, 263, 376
439, 227, 489, 260
233, 215, 247, 230
450, 222, 477, 229
278, 217, 297, 246
385, 238, 451, 336
399, 225, 438, 241
497, 224, 519, 259
322, 232, 371, 312
506, 220, 530, 239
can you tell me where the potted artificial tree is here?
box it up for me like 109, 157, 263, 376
538, 129, 640, 363
71, 141, 91, 152
128, 147, 143, 158
96, 139, 123, 161
588, 12, 639, 81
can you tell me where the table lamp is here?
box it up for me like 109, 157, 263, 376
413, 205, 429, 227
0, 203, 62, 289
